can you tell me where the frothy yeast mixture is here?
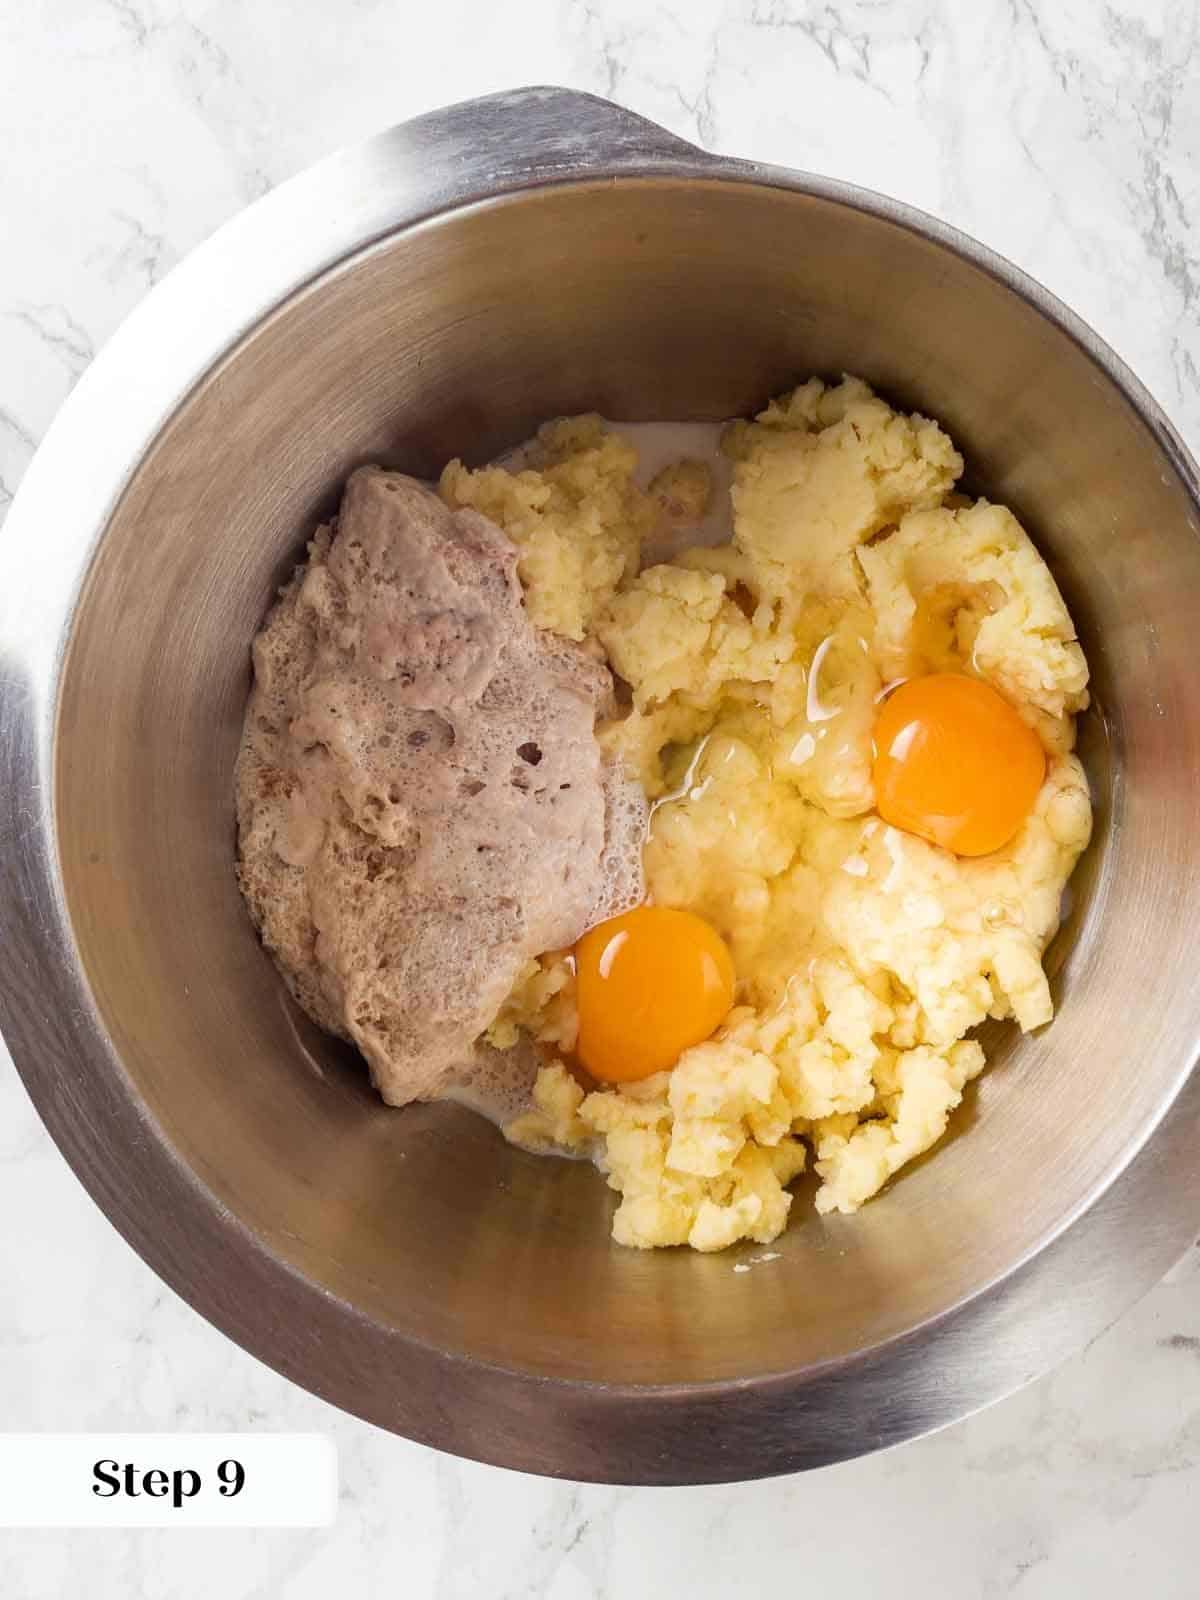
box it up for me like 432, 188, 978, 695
235, 467, 644, 1114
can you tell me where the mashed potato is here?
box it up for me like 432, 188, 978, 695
441, 415, 657, 641
443, 378, 1093, 1251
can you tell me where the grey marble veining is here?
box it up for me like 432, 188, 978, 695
1, 1, 1198, 1595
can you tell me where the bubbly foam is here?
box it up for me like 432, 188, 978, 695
235, 467, 645, 1109
443, 1038, 542, 1128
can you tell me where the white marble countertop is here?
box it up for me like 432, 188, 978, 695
2, 1, 1198, 1593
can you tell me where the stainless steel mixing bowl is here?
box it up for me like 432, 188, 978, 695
3, 87, 1200, 1484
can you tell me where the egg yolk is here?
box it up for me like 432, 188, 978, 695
872, 673, 1045, 857
574, 905, 736, 1083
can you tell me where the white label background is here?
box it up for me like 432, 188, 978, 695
0, 1434, 338, 1527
